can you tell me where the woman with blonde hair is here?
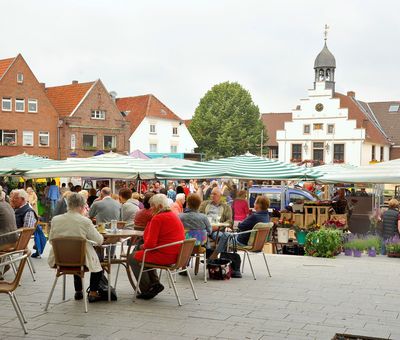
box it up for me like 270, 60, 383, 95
26, 187, 38, 215
78, 190, 90, 217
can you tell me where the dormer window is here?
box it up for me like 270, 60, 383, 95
17, 73, 23, 84
389, 105, 399, 113
160, 109, 167, 115
91, 110, 105, 120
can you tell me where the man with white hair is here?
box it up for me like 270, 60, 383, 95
170, 193, 185, 215
10, 189, 38, 229
199, 187, 232, 225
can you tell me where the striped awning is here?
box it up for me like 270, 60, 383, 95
25, 152, 194, 179
156, 154, 320, 180
0, 153, 59, 176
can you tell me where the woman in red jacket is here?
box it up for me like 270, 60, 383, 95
129, 193, 185, 300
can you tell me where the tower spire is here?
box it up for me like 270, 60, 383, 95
324, 24, 330, 42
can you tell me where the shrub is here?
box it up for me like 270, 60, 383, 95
305, 228, 342, 258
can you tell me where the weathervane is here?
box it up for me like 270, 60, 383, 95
324, 24, 330, 41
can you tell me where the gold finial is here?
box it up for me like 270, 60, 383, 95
324, 24, 330, 41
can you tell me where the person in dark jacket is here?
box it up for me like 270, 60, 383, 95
382, 199, 400, 255
0, 201, 18, 250
10, 189, 37, 228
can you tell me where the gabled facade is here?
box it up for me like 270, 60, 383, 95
46, 80, 129, 159
116, 94, 197, 154
0, 54, 59, 158
262, 40, 392, 166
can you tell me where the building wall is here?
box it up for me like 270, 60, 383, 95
129, 117, 197, 153
59, 81, 130, 159
276, 82, 388, 166
0, 55, 59, 158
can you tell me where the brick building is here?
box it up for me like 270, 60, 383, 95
46, 80, 130, 159
0, 54, 59, 158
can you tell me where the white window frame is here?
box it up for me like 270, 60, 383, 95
91, 110, 105, 120
327, 124, 335, 134
103, 135, 116, 149
38, 131, 50, 147
82, 134, 97, 148
150, 124, 156, 134
23, 131, 34, 146
1, 130, 17, 146
15, 98, 25, 112
28, 99, 38, 113
303, 124, 310, 134
17, 73, 23, 84
149, 143, 158, 152
2, 98, 12, 112
170, 145, 178, 153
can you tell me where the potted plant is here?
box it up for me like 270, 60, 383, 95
385, 235, 400, 257
276, 219, 293, 243
324, 219, 346, 230
352, 239, 365, 257
343, 240, 353, 256
365, 236, 380, 257
304, 228, 342, 258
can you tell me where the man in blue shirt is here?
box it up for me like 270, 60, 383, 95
47, 180, 60, 217
214, 195, 270, 253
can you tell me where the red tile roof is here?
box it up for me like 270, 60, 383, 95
116, 94, 182, 133
0, 56, 16, 80
334, 92, 390, 145
46, 81, 95, 116
367, 101, 400, 145
184, 119, 192, 128
261, 112, 292, 146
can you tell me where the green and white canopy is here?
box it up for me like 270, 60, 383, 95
319, 160, 400, 184
156, 154, 319, 180
0, 153, 60, 176
25, 152, 194, 179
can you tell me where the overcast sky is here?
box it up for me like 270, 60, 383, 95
2, 0, 399, 119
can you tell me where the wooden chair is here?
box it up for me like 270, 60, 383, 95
230, 222, 273, 280
0, 228, 36, 281
0, 249, 30, 334
44, 237, 88, 313
135, 238, 198, 306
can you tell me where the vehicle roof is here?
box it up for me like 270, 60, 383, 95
248, 186, 314, 197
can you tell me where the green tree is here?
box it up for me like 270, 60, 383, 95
189, 81, 267, 159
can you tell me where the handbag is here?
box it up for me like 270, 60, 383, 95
207, 258, 232, 280
220, 234, 242, 278
94, 273, 117, 301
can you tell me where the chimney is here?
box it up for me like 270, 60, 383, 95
347, 91, 355, 98
72, 80, 78, 84
40, 82, 46, 90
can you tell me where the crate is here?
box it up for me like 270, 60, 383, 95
263, 242, 275, 254
316, 206, 330, 226
293, 213, 304, 228
331, 214, 348, 226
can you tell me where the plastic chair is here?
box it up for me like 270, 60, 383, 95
135, 238, 198, 306
230, 222, 273, 280
185, 230, 208, 283
44, 237, 88, 313
0, 249, 30, 334
0, 228, 36, 281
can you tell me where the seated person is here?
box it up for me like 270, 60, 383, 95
119, 188, 139, 229
0, 200, 18, 251
129, 194, 185, 300
179, 193, 212, 243
199, 187, 232, 225
214, 195, 270, 254
134, 192, 154, 229
170, 193, 185, 215
48, 193, 104, 302
10, 189, 38, 228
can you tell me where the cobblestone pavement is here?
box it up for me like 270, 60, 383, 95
1, 244, 400, 340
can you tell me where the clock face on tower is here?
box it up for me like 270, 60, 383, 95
315, 103, 324, 112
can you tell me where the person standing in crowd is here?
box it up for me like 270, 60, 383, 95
47, 180, 60, 216
160, 188, 173, 205
131, 192, 144, 209
87, 188, 98, 207
232, 190, 250, 226
167, 185, 176, 202
181, 181, 190, 197
10, 189, 38, 229
0, 185, 7, 202
120, 188, 139, 229
53, 191, 73, 217
26, 187, 39, 215
170, 193, 185, 215
199, 187, 232, 225
89, 187, 121, 224
48, 193, 104, 302
134, 192, 155, 229
204, 180, 218, 201
60, 183, 68, 195
153, 181, 161, 193
129, 194, 185, 300
382, 199, 400, 254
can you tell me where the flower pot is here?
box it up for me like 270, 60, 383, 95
277, 228, 289, 243
387, 252, 400, 258
368, 249, 376, 257
353, 249, 362, 257
344, 248, 352, 256
296, 230, 307, 245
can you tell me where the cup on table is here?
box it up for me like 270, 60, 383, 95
111, 219, 118, 233
97, 223, 105, 233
